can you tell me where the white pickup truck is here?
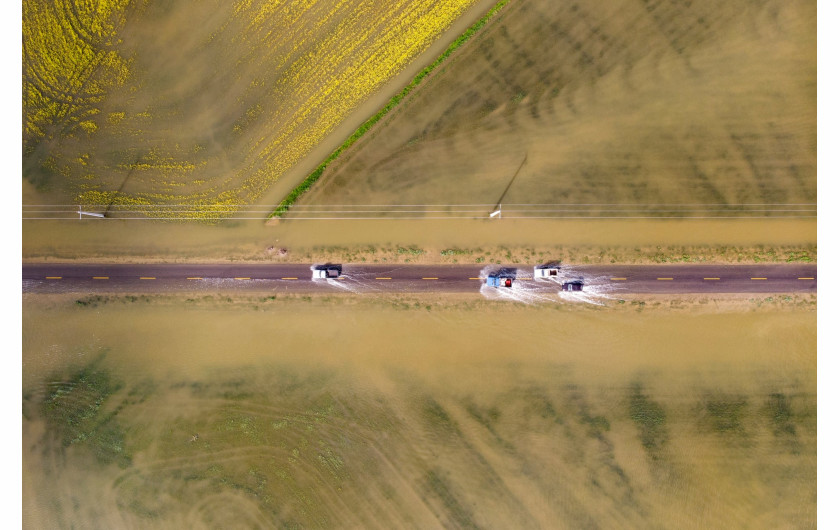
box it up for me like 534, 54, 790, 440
533, 264, 561, 280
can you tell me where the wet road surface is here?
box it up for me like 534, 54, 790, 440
22, 263, 817, 294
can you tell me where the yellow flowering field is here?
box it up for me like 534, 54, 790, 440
23, 0, 481, 217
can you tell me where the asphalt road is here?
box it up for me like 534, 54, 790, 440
22, 263, 817, 294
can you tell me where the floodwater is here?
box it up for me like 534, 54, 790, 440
477, 265, 624, 305
23, 0, 493, 208
23, 294, 816, 528
22, 214, 816, 263
303, 0, 815, 211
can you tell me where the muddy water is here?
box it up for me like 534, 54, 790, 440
23, 0, 496, 208
304, 0, 815, 210
23, 295, 815, 528
22, 216, 816, 262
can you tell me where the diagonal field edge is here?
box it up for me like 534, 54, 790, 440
270, 0, 512, 219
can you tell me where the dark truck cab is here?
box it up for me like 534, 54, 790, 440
561, 280, 583, 292
312, 264, 342, 279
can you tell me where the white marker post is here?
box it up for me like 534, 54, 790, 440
79, 206, 104, 218
490, 205, 501, 219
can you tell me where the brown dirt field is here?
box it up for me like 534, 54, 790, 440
302, 0, 816, 213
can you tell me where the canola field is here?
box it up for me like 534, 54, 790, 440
23, 0, 482, 216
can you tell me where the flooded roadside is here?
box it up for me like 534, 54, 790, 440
23, 294, 815, 528
22, 217, 816, 264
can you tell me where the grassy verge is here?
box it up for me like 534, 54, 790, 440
57, 291, 817, 315
22, 242, 817, 266
289, 243, 816, 266
271, 0, 511, 218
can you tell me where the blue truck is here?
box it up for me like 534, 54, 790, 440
486, 270, 515, 288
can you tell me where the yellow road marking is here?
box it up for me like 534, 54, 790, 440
281, 277, 298, 280
235, 277, 251, 280
422, 277, 438, 280
657, 277, 673, 281
751, 277, 767, 280
520, 276, 533, 280
92, 276, 109, 280
376, 277, 392, 280
45, 276, 62, 280
610, 277, 627, 281
798, 277, 814, 280
704, 277, 720, 280
469, 277, 480, 280
187, 277, 202, 280
140, 277, 155, 280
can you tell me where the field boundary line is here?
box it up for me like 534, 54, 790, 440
270, 0, 512, 219
22, 214, 818, 220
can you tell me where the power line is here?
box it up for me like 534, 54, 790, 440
22, 203, 817, 220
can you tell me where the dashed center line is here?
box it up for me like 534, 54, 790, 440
28, 269, 818, 289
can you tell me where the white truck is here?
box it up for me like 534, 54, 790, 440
533, 264, 561, 280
